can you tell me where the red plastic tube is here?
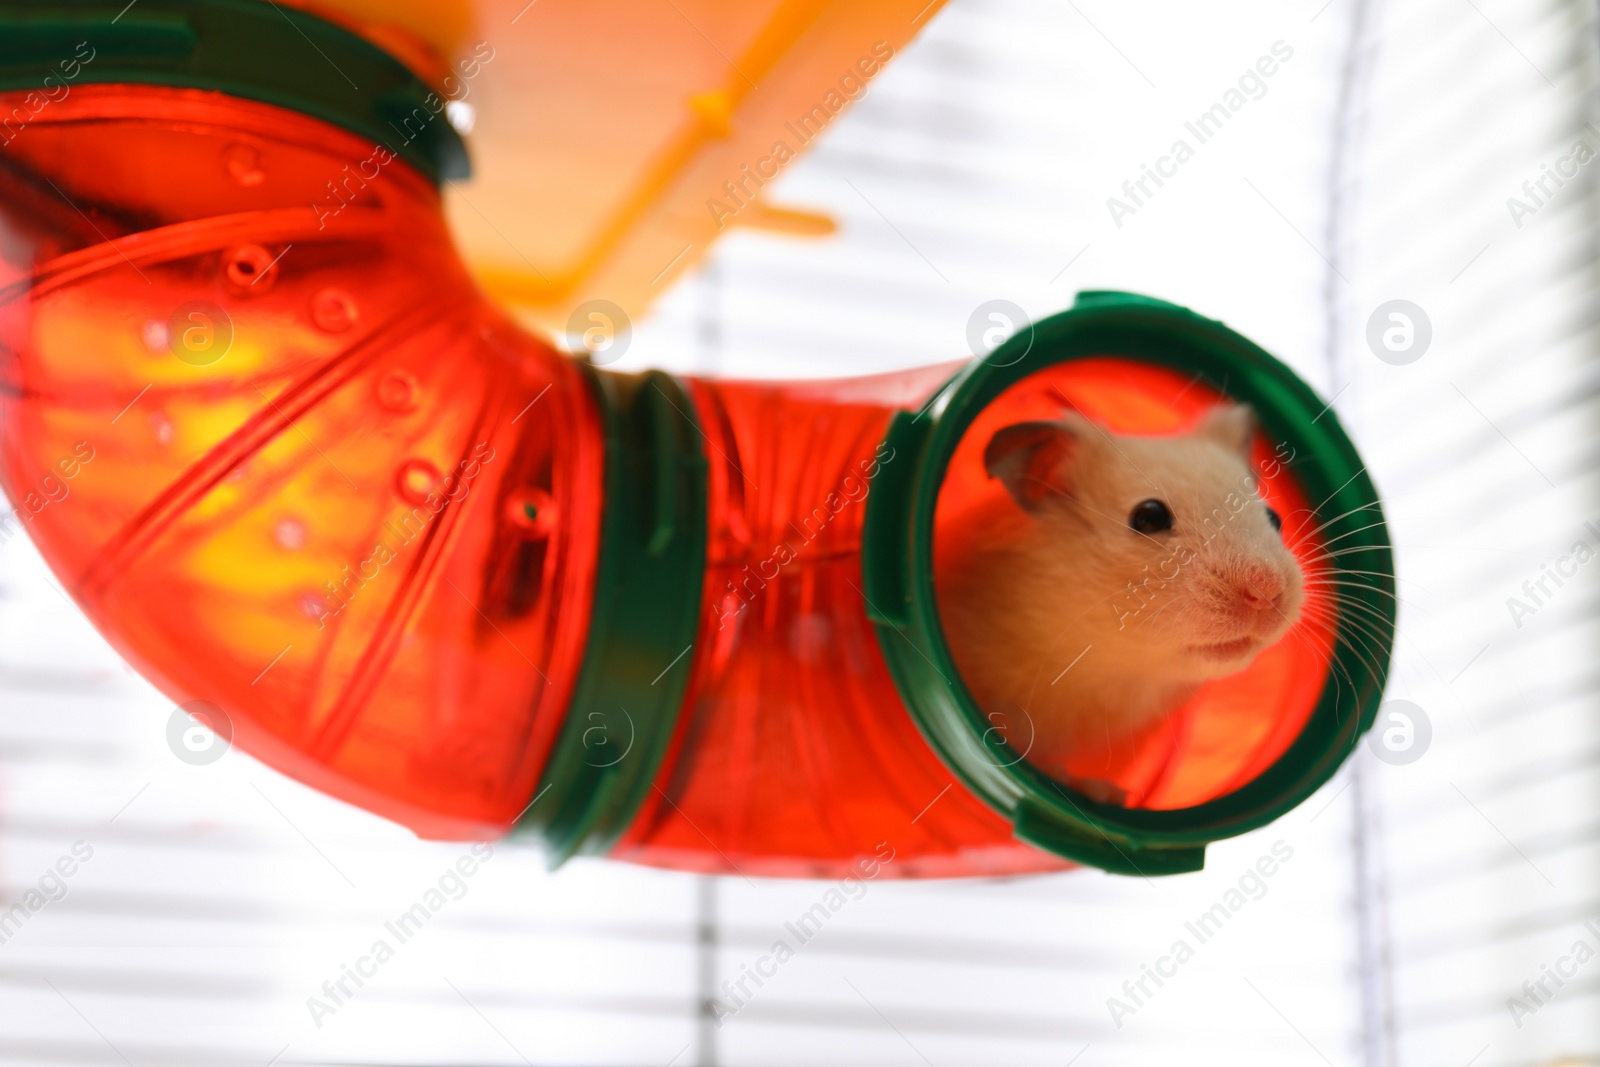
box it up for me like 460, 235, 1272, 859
614, 369, 1074, 878
0, 85, 1385, 879
0, 86, 603, 840
612, 364, 1335, 878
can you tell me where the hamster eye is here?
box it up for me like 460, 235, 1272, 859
1129, 499, 1173, 535
1265, 506, 1282, 532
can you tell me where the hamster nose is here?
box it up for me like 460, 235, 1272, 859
1238, 566, 1285, 612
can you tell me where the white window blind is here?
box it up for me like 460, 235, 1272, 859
2, 0, 1587, 1064
1340, 0, 1600, 1064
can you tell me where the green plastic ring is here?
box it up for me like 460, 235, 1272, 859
0, 0, 469, 183
516, 366, 709, 866
862, 290, 1395, 876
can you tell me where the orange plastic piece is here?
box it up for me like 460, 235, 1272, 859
348, 0, 947, 330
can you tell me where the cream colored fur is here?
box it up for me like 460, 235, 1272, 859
935, 406, 1305, 776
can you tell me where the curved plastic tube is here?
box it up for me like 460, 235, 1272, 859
0, 83, 1393, 878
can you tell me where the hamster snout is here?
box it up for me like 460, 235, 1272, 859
1202, 557, 1298, 626
1236, 560, 1287, 610
1187, 553, 1303, 671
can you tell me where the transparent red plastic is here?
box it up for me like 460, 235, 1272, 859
614, 365, 1335, 877
0, 86, 604, 839
1, 86, 1335, 877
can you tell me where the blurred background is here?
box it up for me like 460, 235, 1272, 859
1, 0, 1596, 1063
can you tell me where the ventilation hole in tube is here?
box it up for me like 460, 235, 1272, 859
375, 370, 420, 412
273, 517, 307, 551
299, 593, 330, 621
225, 244, 278, 291
395, 458, 442, 505
223, 143, 266, 187
311, 288, 358, 333
506, 488, 555, 538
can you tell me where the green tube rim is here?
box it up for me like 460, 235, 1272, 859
515, 366, 708, 866
861, 291, 1395, 876
0, 0, 469, 183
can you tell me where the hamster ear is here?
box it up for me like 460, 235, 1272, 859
984, 419, 1082, 511
1197, 403, 1257, 457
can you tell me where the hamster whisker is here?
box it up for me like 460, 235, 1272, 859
1277, 627, 1357, 698
1015, 474, 1176, 551
1300, 564, 1400, 581
1305, 581, 1398, 617
1286, 611, 1389, 692
1129, 592, 1182, 633
1313, 598, 1400, 649
1299, 533, 1392, 553
1285, 516, 1391, 556
1291, 507, 1389, 540
1298, 542, 1393, 559
1068, 496, 1172, 550
1279, 621, 1347, 676
1300, 580, 1406, 611
1294, 547, 1394, 573
1302, 583, 1411, 620
1302, 593, 1396, 661
1298, 562, 1400, 594
1332, 631, 1392, 690
1258, 588, 1297, 629
1292, 482, 1383, 537
1297, 553, 1396, 578
1300, 572, 1405, 598
1317, 601, 1393, 678
1282, 499, 1384, 546
1303, 576, 1418, 615
1285, 528, 1386, 566
1313, 637, 1386, 706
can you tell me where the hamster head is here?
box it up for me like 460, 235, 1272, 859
982, 404, 1305, 684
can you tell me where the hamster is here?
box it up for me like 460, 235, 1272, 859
934, 404, 1305, 795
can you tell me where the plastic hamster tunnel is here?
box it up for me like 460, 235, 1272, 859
0, 0, 1395, 877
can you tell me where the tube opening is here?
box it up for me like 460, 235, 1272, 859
932, 358, 1337, 812
862, 292, 1395, 872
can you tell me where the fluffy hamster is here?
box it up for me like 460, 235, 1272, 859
935, 404, 1305, 792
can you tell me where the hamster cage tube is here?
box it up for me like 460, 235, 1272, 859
0, 0, 1395, 878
